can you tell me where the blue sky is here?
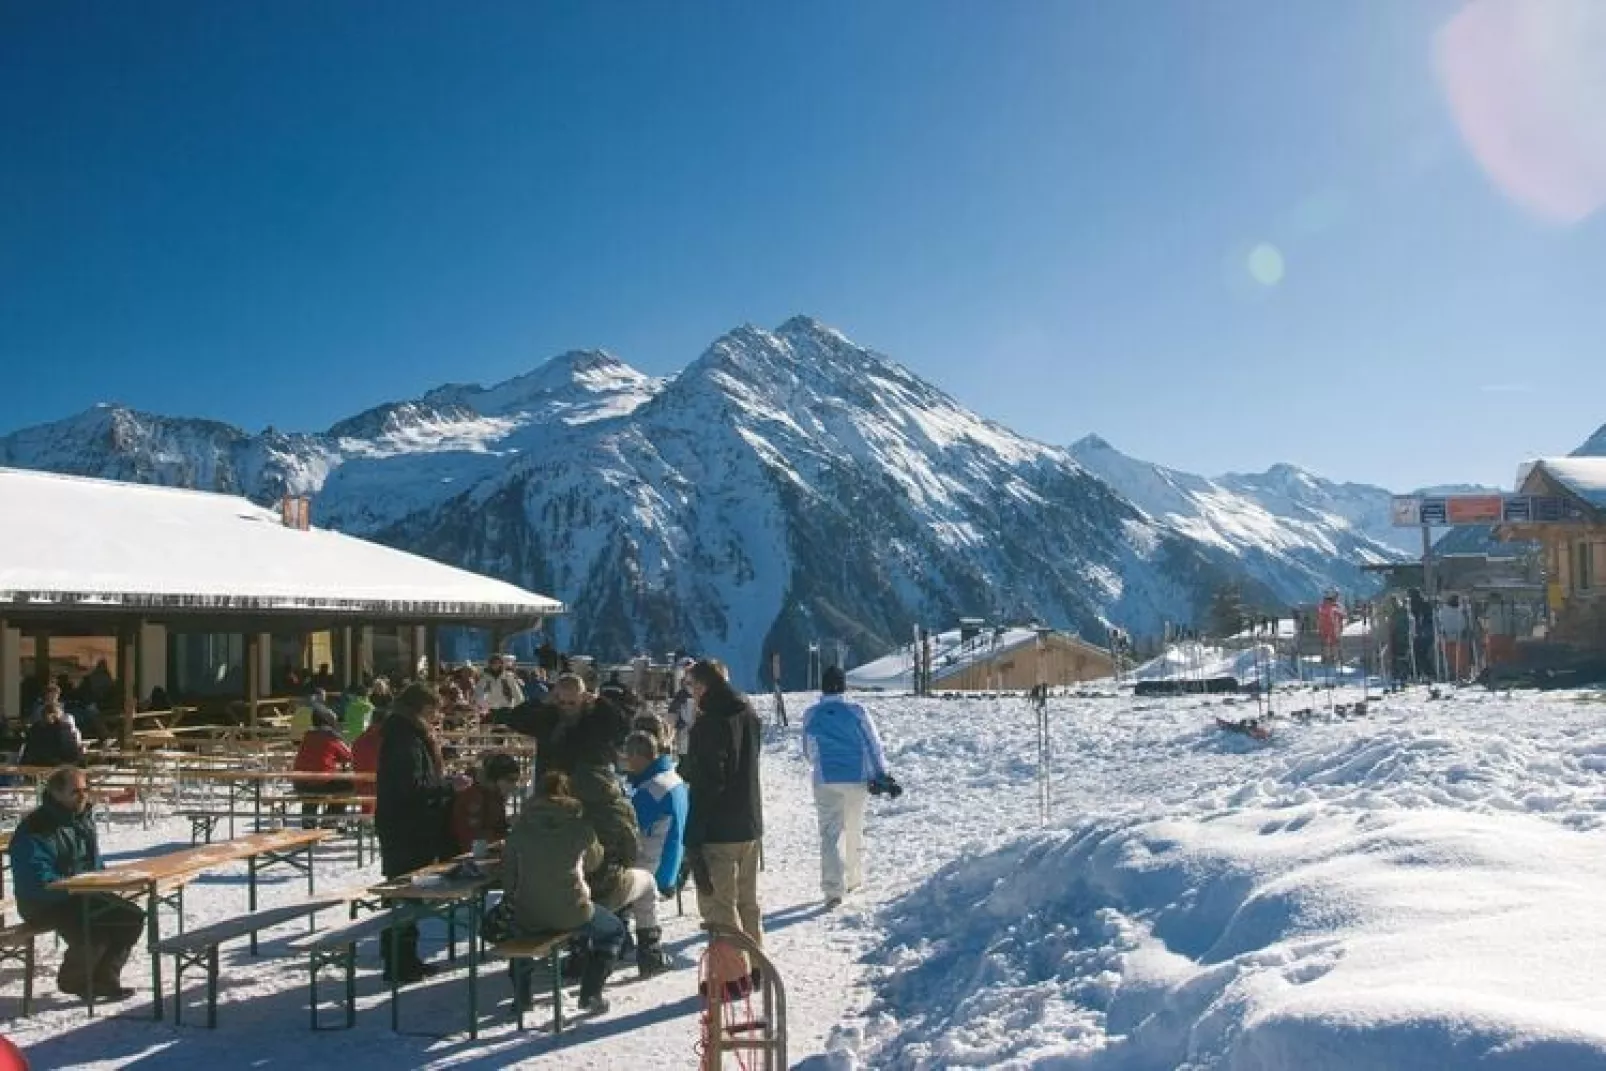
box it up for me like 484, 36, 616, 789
2, 0, 1603, 490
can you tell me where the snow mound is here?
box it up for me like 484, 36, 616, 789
863, 805, 1606, 1069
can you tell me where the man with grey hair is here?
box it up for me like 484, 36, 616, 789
9, 766, 145, 998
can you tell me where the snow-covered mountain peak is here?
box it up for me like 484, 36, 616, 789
419, 349, 656, 421
1071, 433, 1115, 453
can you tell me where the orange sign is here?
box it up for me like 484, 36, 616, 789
1445, 495, 1502, 524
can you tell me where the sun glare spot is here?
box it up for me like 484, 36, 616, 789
1247, 243, 1285, 287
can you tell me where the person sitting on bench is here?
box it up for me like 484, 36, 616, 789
502, 770, 625, 1015
450, 752, 520, 855
9, 766, 144, 999
292, 707, 354, 829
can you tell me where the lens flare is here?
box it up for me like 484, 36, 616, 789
1435, 0, 1606, 224
1247, 243, 1285, 287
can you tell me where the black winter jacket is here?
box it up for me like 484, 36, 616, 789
374, 713, 454, 878
494, 696, 629, 780
20, 719, 82, 769
684, 688, 763, 847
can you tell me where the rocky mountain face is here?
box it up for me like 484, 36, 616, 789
1575, 424, 1606, 457
1, 317, 1433, 686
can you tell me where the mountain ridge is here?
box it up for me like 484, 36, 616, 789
0, 317, 1469, 685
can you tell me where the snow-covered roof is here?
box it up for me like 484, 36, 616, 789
0, 468, 564, 620
1528, 457, 1606, 510
847, 626, 1101, 690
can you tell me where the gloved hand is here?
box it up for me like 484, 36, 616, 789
867, 773, 904, 799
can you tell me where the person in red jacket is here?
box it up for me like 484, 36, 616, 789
449, 753, 521, 855
293, 708, 355, 829
351, 704, 388, 816
1317, 592, 1346, 667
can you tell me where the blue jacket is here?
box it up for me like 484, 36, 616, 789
627, 755, 688, 893
9, 797, 101, 918
801, 696, 889, 786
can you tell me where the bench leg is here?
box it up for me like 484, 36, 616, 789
447, 904, 457, 964
345, 944, 356, 1030
173, 955, 184, 1027
206, 946, 219, 1029
248, 855, 259, 955
309, 954, 319, 1032
21, 938, 33, 1018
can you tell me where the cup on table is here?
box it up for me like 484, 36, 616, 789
472, 839, 489, 860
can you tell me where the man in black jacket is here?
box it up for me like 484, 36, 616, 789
493, 674, 629, 780
683, 660, 764, 959
375, 684, 465, 983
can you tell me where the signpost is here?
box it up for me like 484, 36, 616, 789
1391, 493, 1587, 599
1389, 494, 1589, 528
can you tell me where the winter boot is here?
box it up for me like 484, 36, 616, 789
57, 943, 97, 998
93, 942, 137, 1000
635, 927, 671, 978
560, 935, 589, 985
577, 947, 616, 1014
384, 924, 434, 984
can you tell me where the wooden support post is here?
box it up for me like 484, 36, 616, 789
246, 632, 261, 727
340, 627, 354, 689
119, 623, 140, 749
33, 632, 49, 689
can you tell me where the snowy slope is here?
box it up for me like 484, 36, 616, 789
0, 318, 1452, 685
1070, 436, 1406, 602
829, 686, 1606, 1070
17, 686, 1606, 1070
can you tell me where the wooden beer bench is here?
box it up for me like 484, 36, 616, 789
50, 827, 333, 1020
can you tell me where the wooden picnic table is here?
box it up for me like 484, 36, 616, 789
49, 827, 333, 1020
367, 855, 503, 1039
172, 768, 375, 838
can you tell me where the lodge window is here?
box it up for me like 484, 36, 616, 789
1578, 542, 1595, 593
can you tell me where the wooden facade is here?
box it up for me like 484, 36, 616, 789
937, 632, 1114, 691
1500, 462, 1606, 653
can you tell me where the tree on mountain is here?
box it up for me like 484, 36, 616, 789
1206, 583, 1249, 639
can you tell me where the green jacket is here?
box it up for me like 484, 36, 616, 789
503, 795, 603, 934
341, 696, 373, 739
9, 797, 100, 918
568, 764, 639, 906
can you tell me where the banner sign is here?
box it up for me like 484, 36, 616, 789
1390, 494, 1589, 527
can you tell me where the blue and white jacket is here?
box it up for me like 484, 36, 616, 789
627, 755, 688, 893
801, 696, 890, 786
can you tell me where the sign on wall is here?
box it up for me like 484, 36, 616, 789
1390, 494, 1590, 527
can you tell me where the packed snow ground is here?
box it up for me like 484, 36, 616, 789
12, 685, 1606, 1068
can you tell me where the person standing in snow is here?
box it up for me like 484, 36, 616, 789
801, 667, 893, 908
475, 653, 525, 714
683, 659, 765, 973
668, 658, 698, 756
1317, 592, 1346, 667
1436, 594, 1470, 681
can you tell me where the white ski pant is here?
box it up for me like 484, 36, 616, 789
603, 867, 660, 931
813, 782, 869, 899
